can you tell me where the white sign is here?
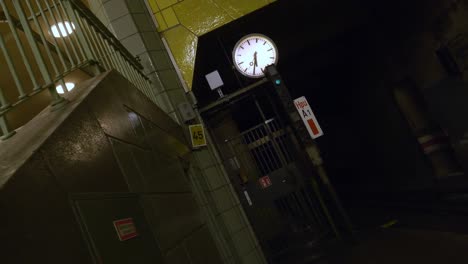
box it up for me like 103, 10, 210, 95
293, 96, 323, 139
205, 70, 223, 90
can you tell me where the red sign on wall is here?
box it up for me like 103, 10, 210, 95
259, 176, 272, 189
113, 218, 138, 241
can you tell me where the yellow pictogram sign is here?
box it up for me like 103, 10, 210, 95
189, 124, 207, 148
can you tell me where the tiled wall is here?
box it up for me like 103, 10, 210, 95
86, 1, 267, 263
147, 0, 276, 89
190, 138, 267, 263
88, 0, 184, 123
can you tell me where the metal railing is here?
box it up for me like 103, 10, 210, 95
227, 118, 295, 177
225, 118, 333, 259
0, 0, 154, 140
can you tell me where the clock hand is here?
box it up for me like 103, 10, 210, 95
253, 51, 258, 75
254, 51, 258, 67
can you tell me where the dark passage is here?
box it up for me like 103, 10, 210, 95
193, 0, 468, 263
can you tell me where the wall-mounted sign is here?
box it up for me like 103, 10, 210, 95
205, 70, 224, 90
189, 124, 207, 148
177, 102, 196, 122
293, 96, 323, 139
259, 175, 272, 189
206, 70, 225, 98
113, 218, 138, 241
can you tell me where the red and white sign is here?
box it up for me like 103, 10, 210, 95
293, 96, 323, 139
113, 218, 138, 241
259, 176, 272, 189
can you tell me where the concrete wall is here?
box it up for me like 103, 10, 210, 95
0, 70, 224, 263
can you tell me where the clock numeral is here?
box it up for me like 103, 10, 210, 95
240, 46, 244, 49
256, 38, 258, 43
244, 68, 248, 72
238, 62, 244, 65
267, 48, 273, 51
270, 57, 274, 59
247, 40, 250, 45
263, 41, 266, 45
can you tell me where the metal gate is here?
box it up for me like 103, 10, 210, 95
224, 114, 334, 263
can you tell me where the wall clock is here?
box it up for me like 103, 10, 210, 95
232, 34, 278, 78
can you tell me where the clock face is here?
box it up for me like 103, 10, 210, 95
232, 34, 278, 78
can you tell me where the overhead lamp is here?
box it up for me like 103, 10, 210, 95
56, 82, 75, 94
50, 21, 75, 38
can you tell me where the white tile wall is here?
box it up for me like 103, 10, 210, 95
132, 13, 157, 32
148, 72, 166, 93
125, 0, 147, 13
154, 91, 175, 113
232, 228, 256, 257
120, 33, 147, 56
204, 165, 227, 190
220, 206, 246, 235
150, 50, 173, 71
211, 185, 237, 212
110, 14, 138, 39
159, 69, 181, 91
103, 0, 128, 21
141, 31, 164, 51
167, 88, 187, 106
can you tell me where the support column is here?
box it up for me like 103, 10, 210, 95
393, 79, 462, 181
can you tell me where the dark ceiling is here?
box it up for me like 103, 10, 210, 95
192, 0, 446, 107
192, 0, 448, 193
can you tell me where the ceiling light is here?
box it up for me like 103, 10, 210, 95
50, 21, 75, 38
56, 82, 75, 94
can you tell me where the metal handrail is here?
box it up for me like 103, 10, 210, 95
0, 0, 155, 141
67, 0, 144, 71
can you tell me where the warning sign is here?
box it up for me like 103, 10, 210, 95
259, 176, 272, 189
189, 124, 207, 148
113, 218, 138, 241
293, 96, 323, 139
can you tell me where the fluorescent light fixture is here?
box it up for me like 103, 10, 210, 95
50, 21, 75, 38
56, 82, 75, 94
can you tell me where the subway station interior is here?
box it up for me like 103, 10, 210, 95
2, 0, 468, 263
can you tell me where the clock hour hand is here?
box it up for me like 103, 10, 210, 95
253, 51, 258, 75
254, 51, 258, 67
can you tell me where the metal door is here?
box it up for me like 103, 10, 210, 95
72, 194, 164, 264
222, 98, 334, 263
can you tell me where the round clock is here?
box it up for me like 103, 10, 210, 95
232, 34, 278, 78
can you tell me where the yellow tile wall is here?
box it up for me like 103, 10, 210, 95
146, 0, 274, 89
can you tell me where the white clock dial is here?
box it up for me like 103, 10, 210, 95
232, 34, 278, 78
